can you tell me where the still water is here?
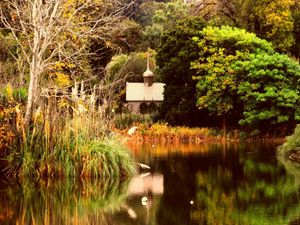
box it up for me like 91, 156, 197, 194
1, 143, 300, 225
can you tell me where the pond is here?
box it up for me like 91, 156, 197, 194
1, 143, 300, 225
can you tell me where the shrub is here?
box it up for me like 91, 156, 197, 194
278, 125, 300, 156
114, 113, 154, 130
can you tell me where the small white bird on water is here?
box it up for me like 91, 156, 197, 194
138, 163, 151, 170
127, 126, 138, 135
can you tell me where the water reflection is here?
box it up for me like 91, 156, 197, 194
125, 143, 300, 225
0, 178, 131, 225
1, 143, 300, 225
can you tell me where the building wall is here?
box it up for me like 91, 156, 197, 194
127, 102, 141, 113
127, 101, 161, 113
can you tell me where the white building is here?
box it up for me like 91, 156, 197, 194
125, 58, 165, 113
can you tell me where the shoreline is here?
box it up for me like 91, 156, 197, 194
116, 129, 286, 145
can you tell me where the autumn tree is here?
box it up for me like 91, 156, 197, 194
192, 0, 297, 54
0, 0, 132, 127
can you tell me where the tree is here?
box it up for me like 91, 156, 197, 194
156, 16, 207, 126
191, 0, 297, 54
192, 26, 300, 133
291, 10, 300, 61
191, 26, 274, 132
237, 52, 300, 131
143, 0, 191, 49
89, 18, 144, 77
0, 0, 132, 127
251, 0, 296, 53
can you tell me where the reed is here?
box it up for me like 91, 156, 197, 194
134, 123, 220, 143
3, 85, 136, 179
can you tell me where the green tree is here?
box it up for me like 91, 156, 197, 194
192, 26, 300, 133
156, 16, 207, 126
237, 52, 300, 131
143, 0, 191, 49
192, 26, 273, 132
251, 0, 296, 53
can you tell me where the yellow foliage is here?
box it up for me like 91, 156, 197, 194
54, 72, 70, 87
4, 84, 14, 101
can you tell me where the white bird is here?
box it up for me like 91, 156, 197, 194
127, 126, 138, 135
138, 163, 151, 170
141, 196, 148, 206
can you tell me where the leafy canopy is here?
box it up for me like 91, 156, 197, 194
156, 16, 207, 126
192, 26, 273, 116
192, 26, 300, 130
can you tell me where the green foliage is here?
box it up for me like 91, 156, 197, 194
237, 52, 300, 128
156, 16, 207, 126
106, 51, 157, 83
278, 125, 300, 155
105, 54, 129, 83
191, 26, 270, 120
0, 85, 27, 151
114, 113, 154, 130
143, 0, 191, 49
251, 0, 296, 53
192, 26, 300, 131
134, 1, 166, 27
5, 91, 136, 179
194, 0, 298, 55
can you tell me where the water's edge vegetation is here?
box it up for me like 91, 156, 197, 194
0, 87, 137, 180
117, 123, 286, 145
278, 125, 300, 163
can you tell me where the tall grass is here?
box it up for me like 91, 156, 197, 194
132, 123, 222, 143
4, 85, 136, 179
114, 113, 154, 130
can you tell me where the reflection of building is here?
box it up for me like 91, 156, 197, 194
126, 56, 165, 113
128, 173, 164, 225
128, 173, 164, 195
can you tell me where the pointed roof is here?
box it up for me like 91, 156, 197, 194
143, 52, 154, 77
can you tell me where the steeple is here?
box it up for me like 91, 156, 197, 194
143, 51, 154, 87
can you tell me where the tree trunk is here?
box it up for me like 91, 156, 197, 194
24, 1, 41, 129
24, 67, 38, 128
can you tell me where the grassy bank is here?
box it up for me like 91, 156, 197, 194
277, 125, 300, 159
116, 122, 285, 144
116, 123, 223, 144
0, 86, 136, 180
